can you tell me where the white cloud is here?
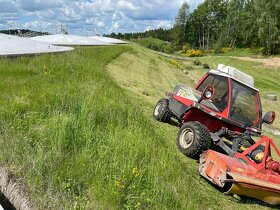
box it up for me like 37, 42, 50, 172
112, 11, 123, 20
145, 26, 153, 31
17, 0, 64, 12
96, 21, 105, 28
0, 1, 18, 13
0, 0, 204, 35
116, 1, 139, 11
112, 22, 120, 30
156, 20, 173, 28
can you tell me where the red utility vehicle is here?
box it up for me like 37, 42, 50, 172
153, 64, 280, 204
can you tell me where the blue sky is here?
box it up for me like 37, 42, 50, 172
0, 0, 204, 35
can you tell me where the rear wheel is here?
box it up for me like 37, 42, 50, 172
153, 98, 172, 122
177, 121, 211, 159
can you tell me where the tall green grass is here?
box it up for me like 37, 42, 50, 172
132, 38, 173, 54
0, 46, 275, 209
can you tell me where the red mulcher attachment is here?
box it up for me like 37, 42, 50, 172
199, 135, 280, 204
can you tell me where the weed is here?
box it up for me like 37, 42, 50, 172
193, 59, 202, 65
203, 63, 210, 69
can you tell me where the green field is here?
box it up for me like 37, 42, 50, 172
0, 45, 279, 209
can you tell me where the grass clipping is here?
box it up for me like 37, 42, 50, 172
0, 167, 34, 210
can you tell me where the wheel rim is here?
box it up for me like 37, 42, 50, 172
154, 102, 162, 116
179, 128, 194, 149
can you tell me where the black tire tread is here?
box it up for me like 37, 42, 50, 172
177, 121, 211, 159
153, 98, 172, 122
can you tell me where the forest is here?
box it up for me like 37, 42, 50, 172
107, 0, 280, 55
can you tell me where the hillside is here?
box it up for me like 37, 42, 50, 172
0, 45, 278, 209
131, 38, 173, 53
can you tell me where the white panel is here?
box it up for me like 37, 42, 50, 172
89, 36, 128, 44
30, 34, 110, 46
217, 64, 254, 87
0, 33, 73, 56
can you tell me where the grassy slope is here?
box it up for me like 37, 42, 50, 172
131, 38, 171, 47
107, 46, 277, 210
0, 45, 277, 209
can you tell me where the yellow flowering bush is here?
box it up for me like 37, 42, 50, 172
170, 59, 177, 65
170, 59, 183, 69
186, 49, 203, 57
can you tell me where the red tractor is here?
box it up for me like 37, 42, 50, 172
153, 64, 280, 204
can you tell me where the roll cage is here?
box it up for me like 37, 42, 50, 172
195, 72, 262, 129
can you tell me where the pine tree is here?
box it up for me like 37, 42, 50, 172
171, 2, 190, 48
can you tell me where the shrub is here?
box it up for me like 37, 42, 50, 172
170, 59, 186, 70
160, 44, 173, 54
214, 47, 232, 54
193, 59, 201, 66
203, 63, 210, 69
185, 65, 194, 70
214, 48, 222, 54
170, 59, 181, 68
221, 47, 232, 53
170, 59, 178, 66
204, 49, 214, 54
149, 44, 157, 51
178, 50, 184, 54
134, 38, 174, 54
186, 49, 203, 57
252, 47, 266, 55
182, 65, 194, 74
182, 44, 191, 53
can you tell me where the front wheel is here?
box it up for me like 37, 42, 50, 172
177, 121, 212, 159
153, 98, 172, 122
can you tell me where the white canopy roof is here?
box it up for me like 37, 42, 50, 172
216, 64, 254, 88
210, 65, 258, 91
30, 34, 110, 46
0, 33, 73, 56
89, 36, 128, 44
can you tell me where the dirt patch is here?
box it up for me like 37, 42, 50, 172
0, 168, 34, 210
230, 56, 280, 67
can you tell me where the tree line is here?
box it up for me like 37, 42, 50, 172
0, 29, 49, 36
106, 28, 172, 42
108, 0, 280, 55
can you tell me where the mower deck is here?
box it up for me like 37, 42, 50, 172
199, 150, 280, 204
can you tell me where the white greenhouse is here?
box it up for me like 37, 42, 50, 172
30, 34, 110, 46
89, 36, 128, 44
0, 33, 74, 56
